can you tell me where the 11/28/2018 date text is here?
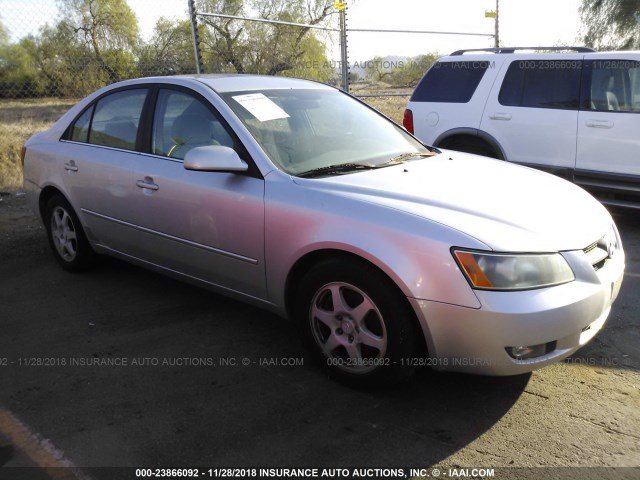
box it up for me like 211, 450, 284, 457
136, 469, 259, 478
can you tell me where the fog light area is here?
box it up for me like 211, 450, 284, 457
506, 341, 557, 360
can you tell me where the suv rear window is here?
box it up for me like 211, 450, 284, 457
411, 61, 490, 103
499, 60, 582, 110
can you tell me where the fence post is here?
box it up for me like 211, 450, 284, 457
494, 0, 500, 48
188, 0, 204, 74
339, 6, 349, 93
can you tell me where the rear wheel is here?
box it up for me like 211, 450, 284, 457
295, 258, 418, 387
44, 194, 96, 272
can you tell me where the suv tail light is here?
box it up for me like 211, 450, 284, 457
20, 145, 27, 168
403, 109, 414, 134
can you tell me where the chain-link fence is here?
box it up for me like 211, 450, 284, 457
191, 5, 346, 90
0, 0, 494, 190
0, 0, 197, 99
1, 0, 496, 99
0, 0, 351, 100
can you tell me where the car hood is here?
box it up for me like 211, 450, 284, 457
293, 151, 612, 252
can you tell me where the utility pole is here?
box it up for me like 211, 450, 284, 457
188, 0, 204, 74
494, 0, 500, 48
337, 1, 349, 93
485, 1, 499, 48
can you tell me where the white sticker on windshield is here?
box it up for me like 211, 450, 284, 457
232, 93, 290, 122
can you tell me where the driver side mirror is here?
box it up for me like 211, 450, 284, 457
183, 145, 248, 173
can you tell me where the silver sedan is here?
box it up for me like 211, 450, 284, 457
22, 75, 625, 386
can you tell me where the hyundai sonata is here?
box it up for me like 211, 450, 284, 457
22, 75, 625, 386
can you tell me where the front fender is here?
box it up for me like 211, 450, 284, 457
264, 174, 484, 314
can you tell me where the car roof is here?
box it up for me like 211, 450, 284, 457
442, 48, 640, 59
193, 74, 334, 93
114, 74, 335, 93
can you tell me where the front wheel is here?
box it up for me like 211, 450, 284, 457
44, 194, 96, 272
295, 258, 419, 387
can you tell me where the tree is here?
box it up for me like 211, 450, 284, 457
28, 20, 121, 97
365, 56, 391, 82
198, 0, 248, 73
276, 33, 334, 82
0, 17, 9, 45
581, 0, 640, 49
387, 53, 438, 87
56, 0, 139, 82
0, 37, 47, 98
198, 0, 334, 79
137, 18, 196, 76
251, 0, 333, 76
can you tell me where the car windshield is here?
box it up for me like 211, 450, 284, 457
220, 88, 432, 176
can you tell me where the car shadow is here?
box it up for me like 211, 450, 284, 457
2, 254, 530, 471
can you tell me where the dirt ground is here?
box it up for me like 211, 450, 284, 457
0, 190, 639, 480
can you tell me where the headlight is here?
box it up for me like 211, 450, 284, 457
452, 249, 575, 291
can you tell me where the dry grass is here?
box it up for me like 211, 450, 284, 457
351, 82, 412, 125
359, 95, 408, 124
0, 99, 77, 191
0, 90, 409, 191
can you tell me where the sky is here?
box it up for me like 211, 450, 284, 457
346, 0, 583, 60
3, 0, 584, 61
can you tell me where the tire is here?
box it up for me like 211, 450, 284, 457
294, 257, 418, 387
44, 194, 96, 272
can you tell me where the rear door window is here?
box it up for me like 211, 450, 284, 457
411, 61, 490, 103
69, 106, 93, 143
89, 89, 148, 150
499, 60, 582, 110
66, 88, 149, 151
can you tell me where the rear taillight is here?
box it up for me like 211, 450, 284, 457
403, 109, 414, 134
20, 145, 27, 168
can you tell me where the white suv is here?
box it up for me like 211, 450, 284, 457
404, 47, 640, 208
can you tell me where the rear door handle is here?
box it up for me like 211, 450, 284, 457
136, 177, 159, 191
586, 119, 614, 129
489, 113, 512, 121
64, 161, 78, 172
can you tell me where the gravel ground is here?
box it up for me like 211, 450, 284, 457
0, 191, 638, 480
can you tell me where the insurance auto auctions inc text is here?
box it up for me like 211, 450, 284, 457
219, 468, 495, 478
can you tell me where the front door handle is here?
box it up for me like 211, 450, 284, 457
64, 161, 78, 172
586, 119, 614, 129
489, 113, 512, 121
136, 177, 159, 191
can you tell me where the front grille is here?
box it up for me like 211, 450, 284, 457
583, 234, 615, 271
583, 241, 598, 255
593, 258, 607, 272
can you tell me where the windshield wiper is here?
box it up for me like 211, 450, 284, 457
297, 161, 396, 178
296, 152, 435, 178
389, 151, 438, 163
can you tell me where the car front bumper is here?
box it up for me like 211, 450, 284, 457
411, 247, 625, 375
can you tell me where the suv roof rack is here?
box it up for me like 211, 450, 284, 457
450, 46, 596, 55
